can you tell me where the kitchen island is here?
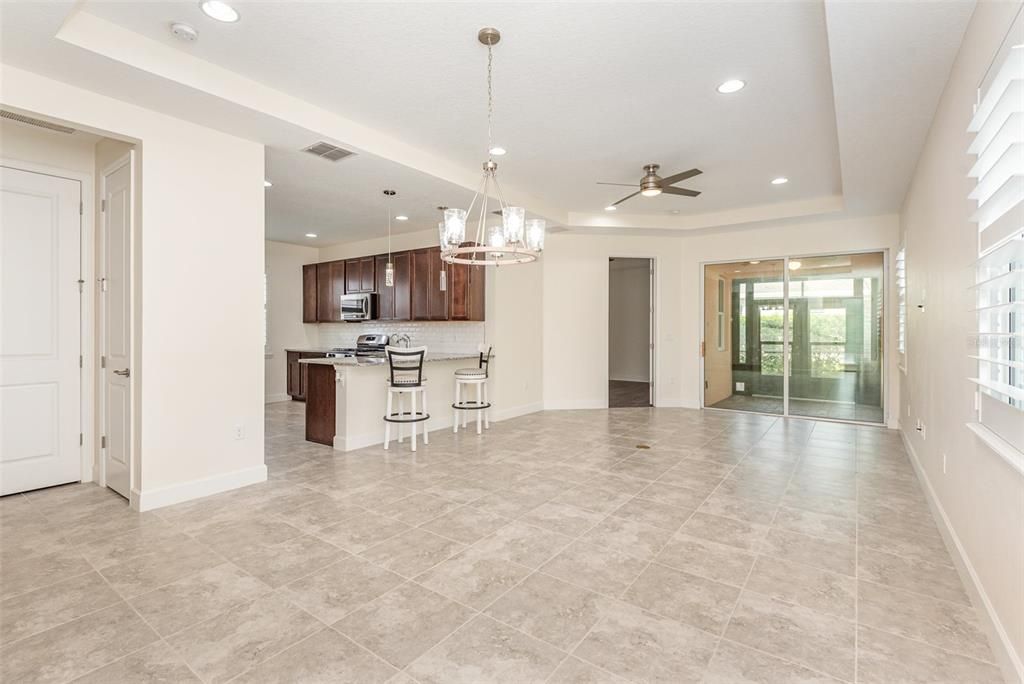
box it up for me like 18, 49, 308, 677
299, 354, 485, 450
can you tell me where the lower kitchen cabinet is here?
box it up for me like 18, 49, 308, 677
286, 352, 327, 401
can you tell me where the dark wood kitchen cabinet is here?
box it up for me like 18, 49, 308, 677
287, 351, 327, 400
411, 247, 449, 321
302, 264, 318, 323
375, 252, 411, 321
447, 261, 485, 321
316, 261, 345, 322
345, 257, 376, 294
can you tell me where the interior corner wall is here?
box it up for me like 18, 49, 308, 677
608, 260, 652, 383
265, 240, 320, 403
1, 64, 267, 509
898, 1, 1024, 677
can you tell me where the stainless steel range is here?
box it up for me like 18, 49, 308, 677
325, 333, 389, 358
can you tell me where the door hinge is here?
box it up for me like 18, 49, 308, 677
700, 341, 706, 357
101, 355, 106, 368
101, 435, 106, 449
80, 433, 83, 446
77, 279, 85, 292
79, 201, 84, 216
100, 199, 106, 213
79, 355, 83, 368
100, 277, 108, 292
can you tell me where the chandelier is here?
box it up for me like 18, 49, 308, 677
439, 27, 544, 266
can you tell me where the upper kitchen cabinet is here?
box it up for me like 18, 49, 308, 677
345, 256, 376, 294
375, 252, 411, 321
302, 264, 318, 323
315, 260, 345, 322
411, 247, 448, 321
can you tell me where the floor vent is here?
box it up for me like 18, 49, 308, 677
0, 110, 75, 134
303, 141, 356, 162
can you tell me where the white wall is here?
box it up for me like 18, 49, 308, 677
898, 1, 1024, 677
0, 120, 97, 172
265, 240, 319, 403
2, 65, 267, 510
608, 259, 651, 383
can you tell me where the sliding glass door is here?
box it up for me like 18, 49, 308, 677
702, 251, 885, 424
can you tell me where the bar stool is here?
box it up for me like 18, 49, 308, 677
453, 345, 492, 434
383, 346, 429, 451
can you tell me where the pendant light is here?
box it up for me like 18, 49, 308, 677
439, 27, 544, 266
383, 189, 395, 287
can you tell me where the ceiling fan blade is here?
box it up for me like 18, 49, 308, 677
596, 182, 640, 187
659, 168, 703, 187
661, 186, 701, 197
611, 191, 641, 206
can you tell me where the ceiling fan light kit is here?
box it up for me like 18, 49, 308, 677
439, 27, 543, 267
599, 163, 703, 208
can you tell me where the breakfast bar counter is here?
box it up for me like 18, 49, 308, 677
299, 354, 483, 450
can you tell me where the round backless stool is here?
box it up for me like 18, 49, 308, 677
453, 345, 492, 435
383, 346, 429, 451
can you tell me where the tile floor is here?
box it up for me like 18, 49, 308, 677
0, 402, 1007, 683
708, 395, 885, 424
609, 381, 651, 408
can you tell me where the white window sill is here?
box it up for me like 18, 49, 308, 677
966, 422, 1024, 477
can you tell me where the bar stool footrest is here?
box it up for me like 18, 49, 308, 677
452, 401, 491, 410
384, 411, 430, 423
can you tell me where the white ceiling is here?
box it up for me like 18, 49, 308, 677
0, 1, 977, 244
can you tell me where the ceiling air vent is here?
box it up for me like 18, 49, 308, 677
303, 141, 355, 162
0, 110, 75, 134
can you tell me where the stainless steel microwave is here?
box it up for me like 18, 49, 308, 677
339, 293, 377, 321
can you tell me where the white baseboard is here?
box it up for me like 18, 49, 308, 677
543, 399, 607, 411
265, 393, 291, 404
132, 464, 268, 512
494, 402, 543, 422
900, 430, 1023, 683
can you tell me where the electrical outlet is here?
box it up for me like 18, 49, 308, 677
942, 452, 947, 474
233, 425, 245, 440
915, 419, 926, 440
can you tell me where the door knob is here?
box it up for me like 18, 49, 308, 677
113, 368, 130, 377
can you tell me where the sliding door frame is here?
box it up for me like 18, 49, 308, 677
699, 248, 889, 426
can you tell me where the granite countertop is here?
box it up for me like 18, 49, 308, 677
299, 353, 483, 367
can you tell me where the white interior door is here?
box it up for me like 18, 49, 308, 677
101, 158, 131, 498
0, 166, 82, 495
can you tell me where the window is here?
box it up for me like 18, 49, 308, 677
968, 40, 1023, 456
716, 278, 726, 351
896, 247, 907, 356
263, 272, 270, 355
737, 282, 748, 364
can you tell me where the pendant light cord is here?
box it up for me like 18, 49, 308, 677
487, 44, 494, 157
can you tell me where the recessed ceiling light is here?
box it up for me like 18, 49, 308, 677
263, 180, 272, 188
604, 205, 617, 211
305, 233, 317, 238
771, 177, 789, 185
749, 260, 761, 265
489, 146, 507, 156
395, 215, 409, 221
199, 0, 239, 23
789, 260, 802, 270
717, 79, 745, 94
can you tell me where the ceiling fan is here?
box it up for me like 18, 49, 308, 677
598, 164, 702, 208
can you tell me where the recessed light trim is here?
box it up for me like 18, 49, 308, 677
263, 180, 272, 188
395, 215, 409, 221
789, 260, 802, 271
604, 205, 617, 212
717, 79, 745, 94
771, 177, 789, 185
488, 146, 507, 156
749, 260, 761, 265
305, 233, 317, 238
199, 0, 239, 23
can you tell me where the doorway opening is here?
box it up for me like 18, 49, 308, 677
701, 251, 885, 424
609, 257, 654, 407
0, 111, 137, 499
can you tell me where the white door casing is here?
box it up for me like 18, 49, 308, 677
101, 157, 131, 498
0, 165, 82, 495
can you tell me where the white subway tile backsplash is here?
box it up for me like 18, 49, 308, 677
318, 322, 485, 353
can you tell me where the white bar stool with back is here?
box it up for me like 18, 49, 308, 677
453, 345, 492, 434
383, 345, 429, 451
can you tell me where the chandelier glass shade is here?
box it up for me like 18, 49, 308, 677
439, 28, 544, 267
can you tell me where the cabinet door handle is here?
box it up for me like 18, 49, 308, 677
113, 368, 130, 377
